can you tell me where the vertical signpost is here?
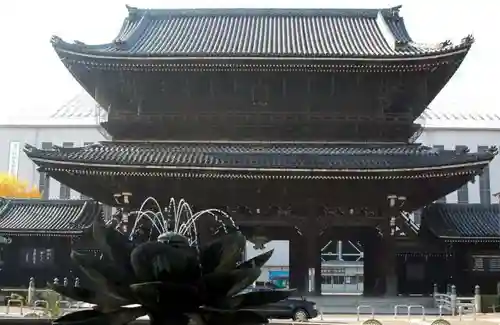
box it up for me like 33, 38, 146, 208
8, 141, 20, 177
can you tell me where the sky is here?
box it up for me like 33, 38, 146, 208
0, 0, 498, 117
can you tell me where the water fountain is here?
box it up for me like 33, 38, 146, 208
51, 197, 292, 325
126, 197, 238, 245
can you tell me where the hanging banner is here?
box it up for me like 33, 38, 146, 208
8, 141, 20, 177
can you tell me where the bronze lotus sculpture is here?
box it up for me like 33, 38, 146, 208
51, 216, 293, 325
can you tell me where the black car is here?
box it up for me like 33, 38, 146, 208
241, 288, 318, 321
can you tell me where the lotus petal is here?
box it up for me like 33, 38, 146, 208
200, 307, 268, 325
130, 281, 200, 313
53, 307, 145, 325
225, 267, 262, 297
229, 289, 295, 308
50, 284, 126, 311
202, 268, 261, 301
92, 220, 134, 266
237, 250, 274, 270
130, 241, 198, 283
200, 232, 246, 274
71, 251, 135, 303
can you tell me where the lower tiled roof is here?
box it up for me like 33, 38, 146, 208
24, 141, 495, 172
422, 204, 500, 242
0, 198, 101, 236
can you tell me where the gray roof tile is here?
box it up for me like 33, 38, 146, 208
0, 199, 101, 235
418, 109, 500, 130
24, 141, 496, 171
51, 6, 473, 58
50, 92, 104, 120
422, 203, 500, 242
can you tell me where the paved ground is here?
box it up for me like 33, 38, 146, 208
0, 306, 499, 325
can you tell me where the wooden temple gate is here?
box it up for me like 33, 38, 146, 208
21, 5, 499, 297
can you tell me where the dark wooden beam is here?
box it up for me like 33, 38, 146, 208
233, 214, 381, 228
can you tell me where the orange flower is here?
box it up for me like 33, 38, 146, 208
0, 173, 41, 199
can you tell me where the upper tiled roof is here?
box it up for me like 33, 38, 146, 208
24, 141, 495, 172
0, 198, 101, 236
422, 203, 500, 242
51, 6, 473, 59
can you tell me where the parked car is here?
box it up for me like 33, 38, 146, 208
252, 281, 281, 290
241, 288, 318, 321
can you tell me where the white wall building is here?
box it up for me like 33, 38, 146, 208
0, 93, 105, 199
1, 92, 500, 289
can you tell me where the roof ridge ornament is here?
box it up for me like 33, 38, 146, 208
455, 146, 469, 154
440, 40, 452, 48
461, 34, 475, 45
24, 144, 36, 153
488, 146, 498, 156
388, 5, 402, 18
50, 35, 63, 45
126, 5, 139, 14
126, 4, 146, 20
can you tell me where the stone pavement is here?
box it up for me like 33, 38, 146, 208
1, 306, 500, 325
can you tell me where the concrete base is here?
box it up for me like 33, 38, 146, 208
385, 274, 398, 296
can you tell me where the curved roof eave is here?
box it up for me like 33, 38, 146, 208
51, 41, 472, 63
25, 154, 495, 174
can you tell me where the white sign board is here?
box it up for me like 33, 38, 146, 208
8, 141, 20, 177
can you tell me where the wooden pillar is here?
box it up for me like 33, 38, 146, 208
304, 227, 322, 296
381, 226, 398, 296
314, 247, 322, 296
289, 234, 307, 294
372, 229, 397, 296
362, 232, 377, 296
